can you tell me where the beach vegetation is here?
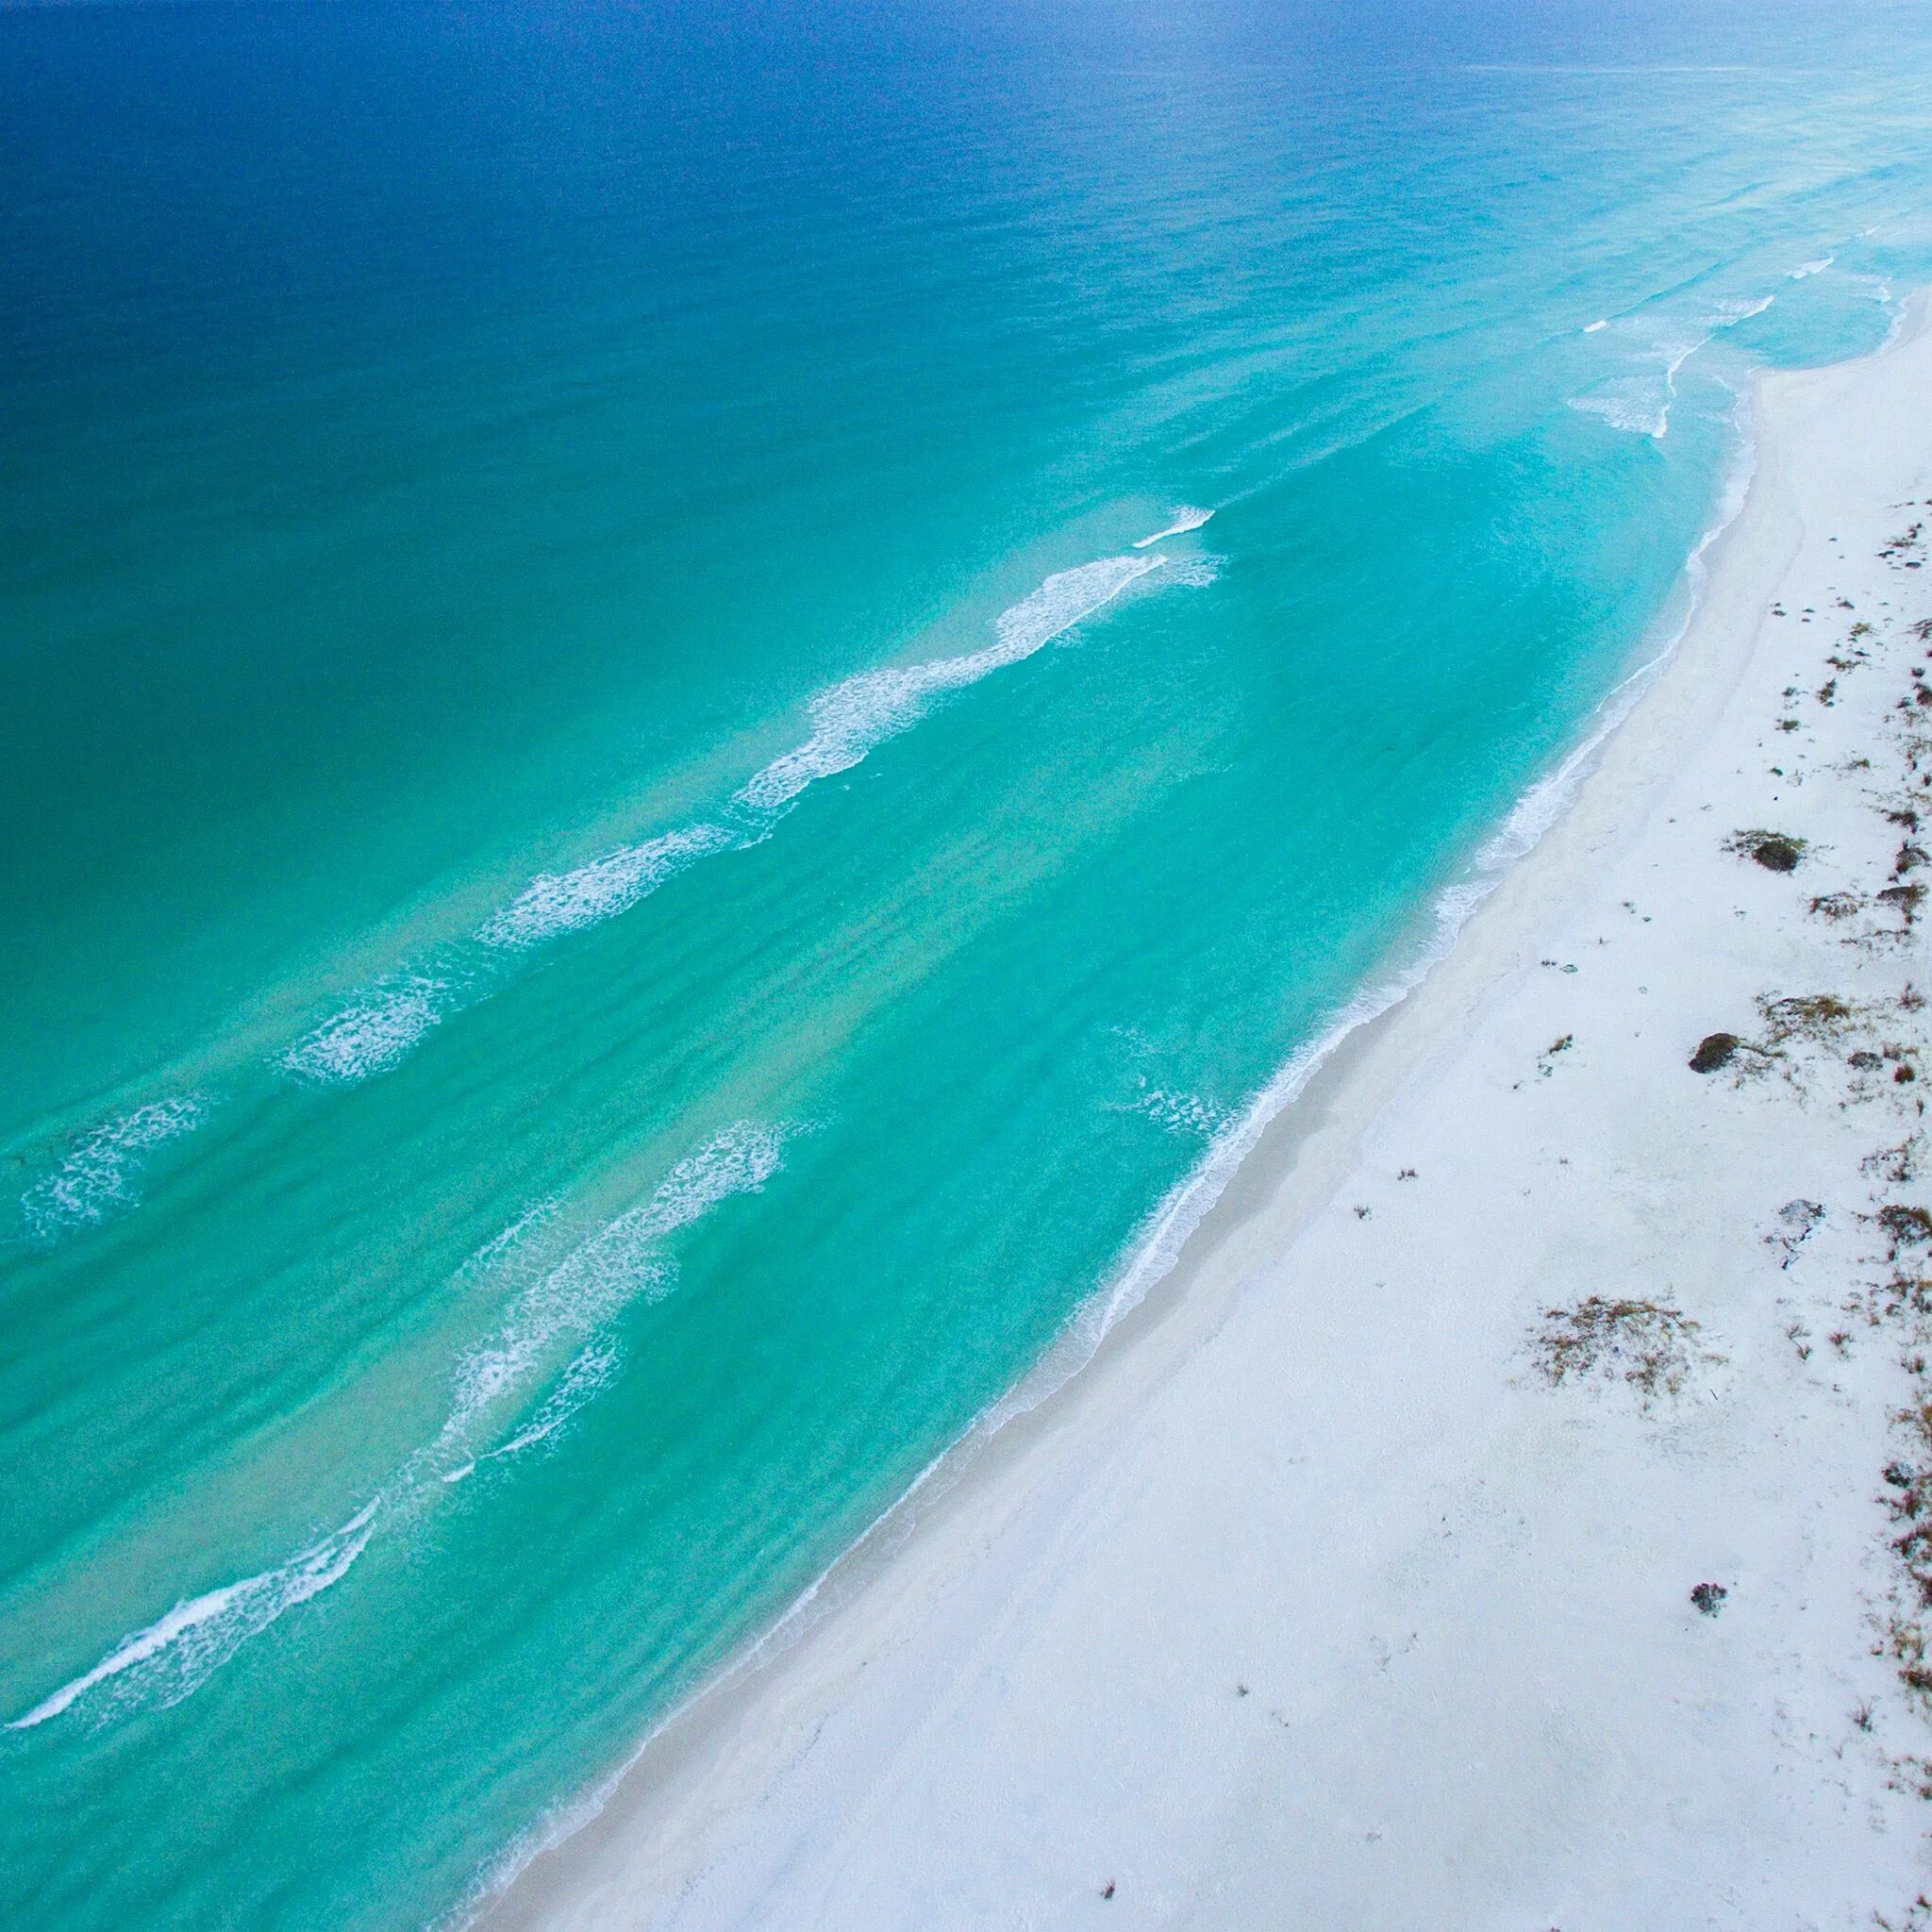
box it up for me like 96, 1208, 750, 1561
1864, 1137, 1925, 1187
1809, 891, 1864, 922
1758, 991, 1855, 1043
1725, 827, 1807, 871
1690, 1031, 1744, 1073
1853, 1270, 1932, 1336
1870, 1891, 1932, 1931
1527, 1295, 1716, 1405
1882, 884, 1928, 927
1876, 1206, 1932, 1258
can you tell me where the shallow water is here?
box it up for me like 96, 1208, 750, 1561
6, 3, 1932, 1925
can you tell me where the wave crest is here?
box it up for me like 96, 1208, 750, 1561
289, 551, 1191, 1085
20, 1095, 211, 1242
7, 1123, 792, 1735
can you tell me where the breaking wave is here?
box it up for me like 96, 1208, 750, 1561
441, 1341, 620, 1485
7, 1122, 791, 1734
7, 1502, 378, 1732
731, 554, 1164, 816
439, 1122, 789, 1453
1571, 374, 1671, 440
1570, 291, 1774, 440
1133, 506, 1213, 547
282, 969, 469, 1086
20, 1095, 211, 1242
285, 551, 1196, 1084
476, 824, 739, 952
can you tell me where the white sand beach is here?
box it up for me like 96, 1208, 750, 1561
484, 297, 1932, 1931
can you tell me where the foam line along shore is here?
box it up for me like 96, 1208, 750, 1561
478, 286, 1932, 1932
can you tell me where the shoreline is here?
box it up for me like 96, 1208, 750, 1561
479, 292, 1932, 1930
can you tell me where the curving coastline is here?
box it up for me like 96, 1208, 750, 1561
475, 297, 1932, 1930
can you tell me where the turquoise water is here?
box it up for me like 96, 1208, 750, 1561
7, 3, 1932, 1925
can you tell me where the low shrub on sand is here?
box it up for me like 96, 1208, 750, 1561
1529, 1295, 1716, 1405
1690, 1032, 1742, 1074
1725, 827, 1807, 872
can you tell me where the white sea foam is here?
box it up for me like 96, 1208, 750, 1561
1133, 506, 1213, 547
1571, 375, 1671, 439
1120, 1086, 1227, 1137
441, 1123, 789, 1453
437, 395, 1773, 1929
489, 558, 1169, 940
731, 554, 1166, 816
441, 1341, 619, 1484
7, 1501, 378, 1732
442, 1231, 668, 1446
1571, 293, 1773, 440
1790, 255, 1835, 279
20, 1095, 211, 1242
458, 1195, 564, 1281
476, 824, 739, 951
484, 1342, 620, 1465
9, 1124, 791, 1736
281, 970, 462, 1085
1583, 319, 1607, 333
281, 550, 1193, 1087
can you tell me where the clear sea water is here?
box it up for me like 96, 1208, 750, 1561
6, 1, 1932, 1924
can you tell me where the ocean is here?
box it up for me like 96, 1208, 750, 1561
5, 1, 1932, 1925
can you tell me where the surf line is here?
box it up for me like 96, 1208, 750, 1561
1133, 506, 1213, 547
7, 1122, 792, 1734
282, 548, 1194, 1087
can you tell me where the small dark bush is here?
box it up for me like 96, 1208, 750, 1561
1690, 1582, 1728, 1617
1878, 1206, 1932, 1256
1724, 828, 1806, 872
1690, 1032, 1741, 1074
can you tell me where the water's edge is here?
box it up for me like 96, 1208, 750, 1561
457, 287, 1929, 1932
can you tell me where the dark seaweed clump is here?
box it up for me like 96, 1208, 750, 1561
1690, 1032, 1741, 1074
1725, 828, 1807, 873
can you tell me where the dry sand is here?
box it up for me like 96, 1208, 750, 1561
483, 294, 1932, 1932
